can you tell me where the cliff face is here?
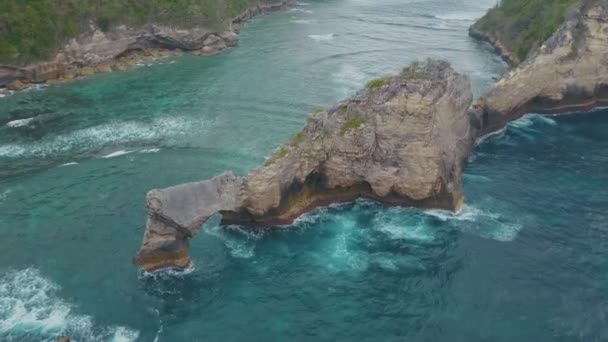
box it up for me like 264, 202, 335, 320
134, 59, 475, 271
472, 1, 608, 134
0, 1, 293, 88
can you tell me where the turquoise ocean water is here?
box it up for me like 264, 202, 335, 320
1, 0, 607, 341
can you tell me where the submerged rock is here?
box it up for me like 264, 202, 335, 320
134, 59, 476, 271
472, 1, 608, 134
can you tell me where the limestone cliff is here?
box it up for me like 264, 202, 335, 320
133, 59, 475, 271
0, 1, 293, 89
471, 0, 608, 134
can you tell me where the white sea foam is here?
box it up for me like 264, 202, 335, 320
139, 262, 196, 280
205, 225, 263, 259
0, 268, 139, 342
309, 33, 335, 42
101, 150, 133, 159
425, 205, 522, 242
0, 116, 211, 159
6, 117, 34, 128
374, 207, 435, 242
139, 148, 161, 153
0, 189, 11, 202
59, 162, 79, 167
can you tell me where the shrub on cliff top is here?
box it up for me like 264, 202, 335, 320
366, 78, 386, 89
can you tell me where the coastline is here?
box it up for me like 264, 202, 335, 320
0, 0, 296, 97
468, 26, 517, 67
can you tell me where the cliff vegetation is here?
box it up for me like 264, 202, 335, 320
0, 0, 277, 65
472, 0, 579, 63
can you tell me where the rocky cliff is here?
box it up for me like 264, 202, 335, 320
0, 1, 293, 89
133, 59, 476, 271
471, 0, 608, 134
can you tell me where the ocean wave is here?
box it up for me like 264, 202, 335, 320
0, 116, 211, 160
509, 113, 557, 130
0, 189, 10, 202
59, 162, 79, 167
139, 262, 196, 280
309, 33, 335, 42
6, 117, 34, 128
425, 205, 522, 242
101, 150, 133, 159
0, 268, 139, 342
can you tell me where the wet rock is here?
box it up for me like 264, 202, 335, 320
134, 59, 475, 271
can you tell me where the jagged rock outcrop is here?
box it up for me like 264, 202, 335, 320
134, 59, 476, 271
472, 1, 608, 134
0, 0, 294, 88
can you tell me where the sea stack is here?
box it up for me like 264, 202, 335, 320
133, 59, 476, 271
471, 0, 608, 134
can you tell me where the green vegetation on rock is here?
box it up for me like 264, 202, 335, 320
0, 0, 278, 65
340, 117, 366, 135
366, 78, 386, 89
472, 0, 579, 62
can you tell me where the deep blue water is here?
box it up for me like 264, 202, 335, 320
1, 0, 607, 341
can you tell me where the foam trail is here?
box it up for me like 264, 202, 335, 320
0, 268, 139, 342
101, 150, 133, 159
6, 118, 34, 128
59, 162, 79, 167
139, 148, 161, 153
0, 116, 211, 159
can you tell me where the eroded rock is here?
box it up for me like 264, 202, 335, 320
134, 59, 476, 271
472, 0, 608, 134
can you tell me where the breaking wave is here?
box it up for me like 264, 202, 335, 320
0, 268, 139, 342
0, 116, 212, 159
425, 204, 523, 242
6, 118, 34, 128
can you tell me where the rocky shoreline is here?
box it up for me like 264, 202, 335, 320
470, 0, 608, 135
134, 60, 476, 271
468, 27, 518, 67
0, 0, 296, 95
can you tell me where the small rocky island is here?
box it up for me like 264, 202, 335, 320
133, 59, 476, 271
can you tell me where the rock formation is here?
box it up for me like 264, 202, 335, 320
0, 0, 294, 89
134, 59, 476, 271
471, 0, 608, 134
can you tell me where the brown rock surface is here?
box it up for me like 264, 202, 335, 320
133, 59, 476, 271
